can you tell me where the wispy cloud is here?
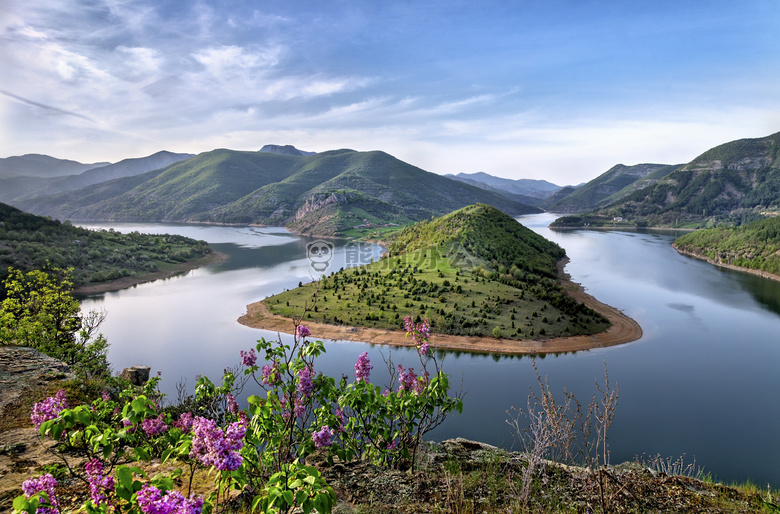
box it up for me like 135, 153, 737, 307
1, 0, 778, 184
0, 90, 93, 121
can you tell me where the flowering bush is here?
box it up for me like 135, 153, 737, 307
13, 318, 461, 513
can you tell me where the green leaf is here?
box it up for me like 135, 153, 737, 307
134, 446, 150, 461
13, 495, 37, 514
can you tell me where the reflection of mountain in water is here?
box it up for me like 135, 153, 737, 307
728, 270, 780, 317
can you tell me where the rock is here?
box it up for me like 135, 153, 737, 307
119, 365, 151, 386
0, 347, 74, 414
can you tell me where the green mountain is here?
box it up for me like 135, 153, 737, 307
387, 203, 565, 278
0, 154, 109, 179
543, 163, 677, 213
266, 204, 609, 340
552, 131, 780, 228
0, 202, 212, 292
0, 151, 193, 204
18, 149, 540, 236
673, 215, 780, 277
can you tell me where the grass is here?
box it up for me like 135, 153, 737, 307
268, 246, 609, 340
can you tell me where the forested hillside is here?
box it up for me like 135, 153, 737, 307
0, 202, 212, 294
673, 215, 780, 277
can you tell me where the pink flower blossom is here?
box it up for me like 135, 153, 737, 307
136, 483, 203, 514
22, 474, 59, 514
312, 426, 335, 448
174, 412, 194, 432
354, 352, 373, 383
85, 459, 115, 508
31, 390, 68, 429
240, 348, 257, 367
142, 414, 169, 437
296, 325, 311, 339
190, 416, 245, 471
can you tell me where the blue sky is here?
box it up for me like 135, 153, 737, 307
2, 0, 779, 184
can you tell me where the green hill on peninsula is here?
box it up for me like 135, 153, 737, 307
673, 215, 780, 276
267, 204, 609, 340
0, 202, 212, 294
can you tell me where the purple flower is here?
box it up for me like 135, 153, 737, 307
335, 407, 346, 432
261, 361, 279, 386
354, 352, 373, 383
404, 316, 431, 349
297, 366, 315, 398
142, 414, 169, 437
190, 416, 245, 471
22, 474, 59, 514
101, 390, 111, 402
398, 365, 426, 394
174, 412, 194, 432
312, 425, 335, 448
85, 459, 115, 508
31, 390, 68, 429
397, 365, 416, 393
296, 325, 311, 339
136, 484, 204, 514
226, 394, 239, 415
240, 348, 257, 367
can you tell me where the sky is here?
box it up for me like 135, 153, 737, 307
1, 0, 779, 185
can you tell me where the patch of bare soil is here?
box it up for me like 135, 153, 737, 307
238, 259, 643, 355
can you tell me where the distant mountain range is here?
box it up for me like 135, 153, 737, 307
16, 148, 540, 237
446, 172, 563, 206
552, 131, 780, 228
0, 151, 194, 203
7, 129, 780, 235
0, 154, 110, 179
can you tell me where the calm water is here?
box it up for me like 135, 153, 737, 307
78, 215, 780, 487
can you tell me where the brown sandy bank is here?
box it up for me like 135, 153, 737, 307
74, 251, 227, 294
237, 259, 643, 355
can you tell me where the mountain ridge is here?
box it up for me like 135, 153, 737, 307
17, 149, 540, 236
552, 131, 780, 228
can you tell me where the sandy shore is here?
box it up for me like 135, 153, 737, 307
237, 259, 643, 355
74, 251, 227, 294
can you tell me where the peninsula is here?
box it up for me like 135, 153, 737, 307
239, 204, 642, 354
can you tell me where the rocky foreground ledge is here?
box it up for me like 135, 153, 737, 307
0, 347, 75, 509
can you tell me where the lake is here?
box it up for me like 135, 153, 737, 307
78, 214, 780, 488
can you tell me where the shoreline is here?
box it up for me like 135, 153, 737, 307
73, 251, 227, 294
237, 258, 643, 355
673, 245, 780, 283
550, 225, 696, 233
